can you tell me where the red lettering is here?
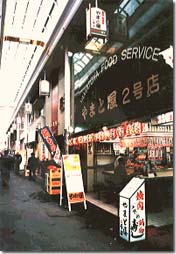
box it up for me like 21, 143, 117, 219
41, 128, 50, 138
46, 137, 56, 151
137, 201, 144, 210
136, 190, 144, 201
139, 227, 144, 234
138, 219, 144, 226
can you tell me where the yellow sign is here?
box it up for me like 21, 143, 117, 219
62, 154, 87, 211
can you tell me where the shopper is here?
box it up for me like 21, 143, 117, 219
114, 153, 124, 168
0, 150, 14, 187
27, 152, 39, 181
39, 156, 48, 189
143, 154, 157, 177
14, 151, 22, 175
114, 156, 128, 191
143, 154, 152, 176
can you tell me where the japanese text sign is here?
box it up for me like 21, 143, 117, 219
62, 154, 86, 205
86, 5, 107, 38
38, 126, 61, 165
75, 47, 173, 130
119, 177, 146, 242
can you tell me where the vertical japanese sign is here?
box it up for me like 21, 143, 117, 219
62, 154, 87, 211
38, 126, 62, 205
38, 126, 61, 166
119, 197, 130, 241
119, 177, 146, 242
130, 183, 145, 242
86, 5, 107, 38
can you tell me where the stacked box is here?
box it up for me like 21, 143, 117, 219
47, 168, 61, 195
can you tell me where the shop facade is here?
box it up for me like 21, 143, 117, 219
5, 0, 173, 207
69, 0, 173, 202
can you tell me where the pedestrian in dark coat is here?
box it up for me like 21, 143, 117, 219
27, 153, 39, 181
0, 150, 14, 187
14, 152, 22, 175
113, 156, 128, 192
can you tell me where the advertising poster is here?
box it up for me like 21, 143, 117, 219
38, 126, 62, 204
38, 125, 62, 166
62, 154, 87, 211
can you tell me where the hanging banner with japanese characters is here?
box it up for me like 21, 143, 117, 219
86, 5, 107, 38
74, 45, 173, 131
38, 126, 62, 166
119, 177, 146, 242
62, 154, 87, 211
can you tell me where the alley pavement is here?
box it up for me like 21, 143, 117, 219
0, 171, 174, 252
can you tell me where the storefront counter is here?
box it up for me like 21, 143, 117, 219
102, 169, 173, 210
138, 169, 173, 178
102, 170, 114, 175
102, 168, 173, 179
140, 170, 173, 212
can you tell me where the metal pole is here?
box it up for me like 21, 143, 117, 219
95, 0, 98, 8
64, 48, 71, 154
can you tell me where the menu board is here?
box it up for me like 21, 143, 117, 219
62, 154, 87, 211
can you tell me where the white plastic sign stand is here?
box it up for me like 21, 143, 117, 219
119, 177, 146, 242
62, 154, 87, 212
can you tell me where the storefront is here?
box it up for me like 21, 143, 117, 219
69, 0, 173, 209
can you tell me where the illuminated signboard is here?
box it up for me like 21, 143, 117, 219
119, 177, 146, 242
86, 5, 107, 39
151, 111, 173, 125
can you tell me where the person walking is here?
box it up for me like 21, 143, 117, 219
0, 150, 14, 187
14, 151, 22, 175
27, 152, 39, 181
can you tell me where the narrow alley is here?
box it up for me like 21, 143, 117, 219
0, 171, 173, 252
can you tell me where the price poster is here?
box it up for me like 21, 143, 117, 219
62, 154, 87, 211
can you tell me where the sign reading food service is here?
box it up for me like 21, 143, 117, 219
62, 154, 87, 211
74, 45, 173, 131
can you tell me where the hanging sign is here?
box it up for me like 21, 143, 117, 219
62, 154, 87, 211
38, 126, 61, 166
39, 80, 50, 96
25, 102, 32, 114
86, 5, 107, 39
